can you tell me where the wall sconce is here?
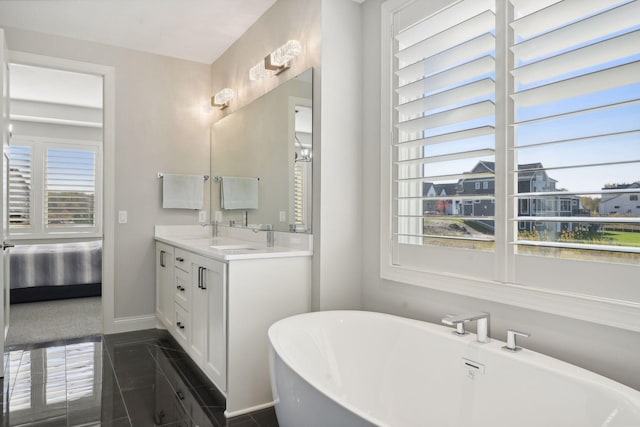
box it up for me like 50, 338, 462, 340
249, 40, 302, 81
211, 88, 235, 110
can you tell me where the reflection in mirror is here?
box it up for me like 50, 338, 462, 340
211, 68, 313, 233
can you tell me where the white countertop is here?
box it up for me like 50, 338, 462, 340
154, 225, 313, 262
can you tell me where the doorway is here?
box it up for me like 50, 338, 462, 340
3, 52, 115, 347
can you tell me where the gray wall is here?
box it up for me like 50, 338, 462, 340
360, 0, 640, 391
209, 0, 363, 310
4, 27, 212, 320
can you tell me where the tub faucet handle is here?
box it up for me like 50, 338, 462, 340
502, 330, 530, 352
442, 312, 489, 343
444, 314, 468, 336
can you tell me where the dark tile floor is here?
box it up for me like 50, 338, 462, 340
1, 329, 280, 427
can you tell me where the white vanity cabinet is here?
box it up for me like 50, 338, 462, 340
153, 234, 311, 417
155, 242, 174, 329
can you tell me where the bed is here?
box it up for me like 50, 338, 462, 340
10, 241, 102, 303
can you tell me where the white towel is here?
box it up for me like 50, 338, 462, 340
221, 176, 259, 210
162, 174, 204, 209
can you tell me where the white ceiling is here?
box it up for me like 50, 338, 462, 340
0, 0, 278, 64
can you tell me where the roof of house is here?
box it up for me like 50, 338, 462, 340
601, 182, 640, 190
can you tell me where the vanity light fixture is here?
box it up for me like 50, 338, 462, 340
249, 40, 302, 81
211, 88, 235, 110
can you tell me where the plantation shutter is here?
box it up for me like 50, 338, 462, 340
45, 146, 97, 228
8, 145, 32, 229
510, 0, 640, 254
394, 0, 496, 247
293, 164, 304, 225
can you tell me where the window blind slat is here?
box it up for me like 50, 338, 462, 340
397, 148, 495, 166
396, 0, 494, 47
395, 126, 495, 149
397, 56, 495, 102
396, 33, 495, 85
397, 171, 495, 183
509, 0, 561, 19
510, 1, 640, 63
512, 30, 640, 87
396, 10, 495, 66
396, 100, 494, 134
511, 61, 640, 108
510, 0, 627, 40
397, 78, 495, 119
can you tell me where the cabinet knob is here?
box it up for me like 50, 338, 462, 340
176, 321, 185, 329
176, 257, 185, 263
176, 285, 185, 292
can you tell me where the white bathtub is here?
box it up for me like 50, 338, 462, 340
268, 311, 640, 427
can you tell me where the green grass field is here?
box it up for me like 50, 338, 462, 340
601, 231, 640, 247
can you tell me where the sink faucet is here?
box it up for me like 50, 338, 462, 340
201, 220, 219, 238
442, 312, 490, 343
265, 224, 274, 247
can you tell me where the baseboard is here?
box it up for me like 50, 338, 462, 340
224, 401, 275, 418
111, 314, 157, 334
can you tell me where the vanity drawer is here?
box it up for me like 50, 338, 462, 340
174, 303, 189, 346
174, 268, 190, 309
174, 248, 191, 272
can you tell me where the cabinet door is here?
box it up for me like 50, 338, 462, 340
155, 242, 174, 328
190, 261, 206, 365
190, 255, 227, 391
203, 259, 226, 391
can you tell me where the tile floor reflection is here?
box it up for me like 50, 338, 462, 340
1, 329, 279, 427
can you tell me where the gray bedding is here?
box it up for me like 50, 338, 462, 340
10, 241, 102, 289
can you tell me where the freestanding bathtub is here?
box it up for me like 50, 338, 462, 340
268, 311, 640, 427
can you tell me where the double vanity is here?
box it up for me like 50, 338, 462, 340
154, 225, 312, 417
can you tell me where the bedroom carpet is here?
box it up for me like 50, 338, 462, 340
5, 297, 102, 347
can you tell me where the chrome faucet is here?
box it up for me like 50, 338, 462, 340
442, 312, 490, 343
201, 220, 219, 238
502, 329, 530, 352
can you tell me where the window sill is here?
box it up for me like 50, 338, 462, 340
381, 262, 640, 333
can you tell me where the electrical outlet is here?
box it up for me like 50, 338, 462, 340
199, 210, 207, 223
118, 210, 127, 224
279, 211, 287, 222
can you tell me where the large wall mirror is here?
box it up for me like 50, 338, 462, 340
210, 68, 313, 233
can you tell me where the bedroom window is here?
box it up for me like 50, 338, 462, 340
8, 137, 102, 239
381, 0, 640, 323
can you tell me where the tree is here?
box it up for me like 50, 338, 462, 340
580, 196, 600, 213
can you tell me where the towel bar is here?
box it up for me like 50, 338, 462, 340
157, 172, 209, 181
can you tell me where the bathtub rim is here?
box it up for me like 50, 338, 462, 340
268, 310, 640, 427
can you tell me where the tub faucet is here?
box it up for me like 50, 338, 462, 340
442, 312, 490, 343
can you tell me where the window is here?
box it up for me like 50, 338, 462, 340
9, 137, 102, 239
631, 195, 638, 201
382, 0, 640, 320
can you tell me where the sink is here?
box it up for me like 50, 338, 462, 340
209, 244, 259, 251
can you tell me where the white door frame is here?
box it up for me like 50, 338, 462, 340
8, 50, 116, 334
